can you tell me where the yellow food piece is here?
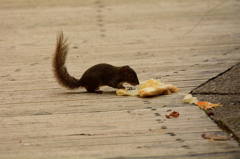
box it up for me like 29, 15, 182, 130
116, 89, 139, 96
116, 89, 129, 96
116, 79, 181, 97
139, 86, 167, 97
182, 94, 198, 105
139, 79, 164, 90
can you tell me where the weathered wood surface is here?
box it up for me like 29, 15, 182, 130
1, 0, 240, 158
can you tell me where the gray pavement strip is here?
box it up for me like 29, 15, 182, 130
191, 62, 240, 142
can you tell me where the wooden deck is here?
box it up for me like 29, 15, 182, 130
1, 0, 240, 158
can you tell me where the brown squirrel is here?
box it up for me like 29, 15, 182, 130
53, 31, 139, 92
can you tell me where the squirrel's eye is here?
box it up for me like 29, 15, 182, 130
129, 74, 133, 78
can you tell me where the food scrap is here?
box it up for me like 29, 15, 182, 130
166, 111, 180, 118
182, 94, 222, 110
201, 132, 230, 140
182, 94, 198, 105
116, 79, 181, 98
197, 101, 221, 110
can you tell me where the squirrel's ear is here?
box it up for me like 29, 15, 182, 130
121, 66, 128, 74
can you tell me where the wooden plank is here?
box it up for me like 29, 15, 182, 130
0, 0, 240, 158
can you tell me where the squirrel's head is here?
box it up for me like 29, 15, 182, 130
120, 65, 139, 86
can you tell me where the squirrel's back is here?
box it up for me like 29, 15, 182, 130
52, 31, 81, 89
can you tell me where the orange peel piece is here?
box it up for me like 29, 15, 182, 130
197, 101, 222, 110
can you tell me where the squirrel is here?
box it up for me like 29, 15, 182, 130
53, 31, 140, 92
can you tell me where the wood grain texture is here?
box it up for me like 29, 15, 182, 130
0, 0, 240, 158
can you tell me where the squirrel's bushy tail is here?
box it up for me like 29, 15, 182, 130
53, 31, 81, 89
